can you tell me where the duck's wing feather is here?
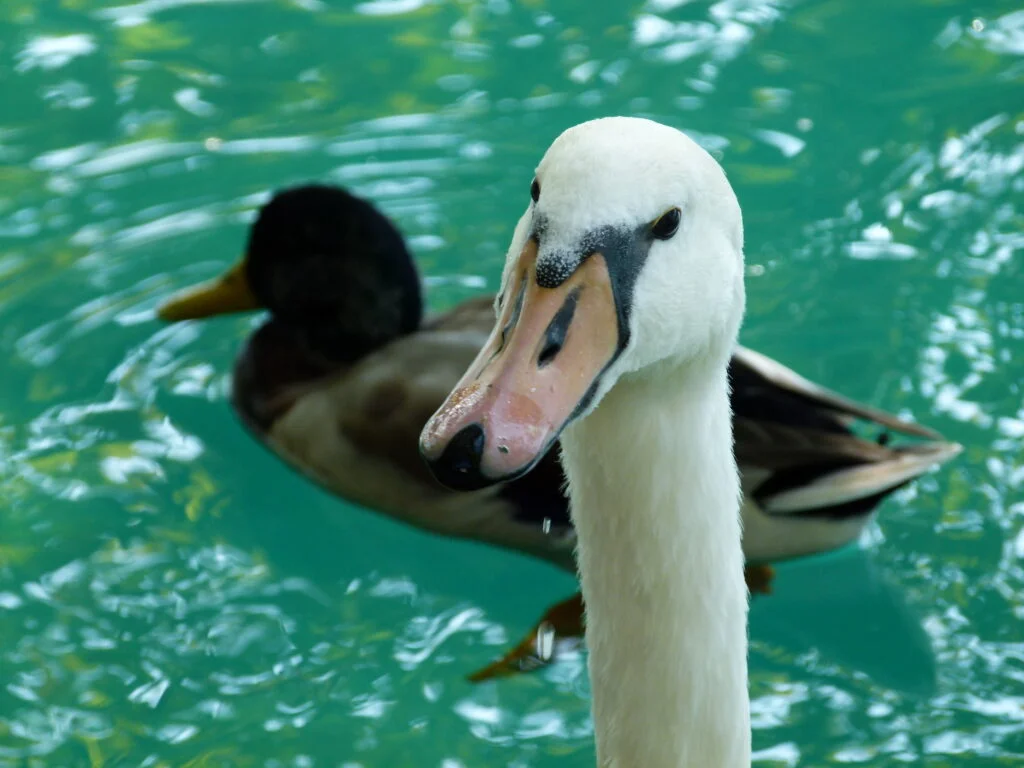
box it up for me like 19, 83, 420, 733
731, 345, 942, 439
736, 419, 961, 518
731, 347, 961, 520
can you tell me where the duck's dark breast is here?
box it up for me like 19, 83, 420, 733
499, 446, 573, 533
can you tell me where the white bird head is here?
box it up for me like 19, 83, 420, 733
421, 116, 746, 489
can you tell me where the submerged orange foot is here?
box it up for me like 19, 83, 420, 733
468, 592, 585, 683
745, 563, 776, 596
471, 565, 775, 682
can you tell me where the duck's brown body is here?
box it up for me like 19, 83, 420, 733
231, 294, 958, 572
157, 183, 960, 681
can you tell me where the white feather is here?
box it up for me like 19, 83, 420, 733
509, 117, 751, 767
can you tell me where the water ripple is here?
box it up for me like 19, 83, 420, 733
1, 0, 1021, 765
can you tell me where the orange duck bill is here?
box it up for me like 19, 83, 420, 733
419, 238, 623, 491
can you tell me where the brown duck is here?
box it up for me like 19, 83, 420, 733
158, 184, 961, 681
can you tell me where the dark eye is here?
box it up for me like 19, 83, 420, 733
530, 178, 541, 203
651, 207, 681, 240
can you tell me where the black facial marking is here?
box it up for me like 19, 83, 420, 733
538, 287, 580, 368
534, 222, 660, 421
535, 254, 576, 289
490, 274, 526, 367
569, 366, 608, 422
530, 178, 541, 203
533, 223, 654, 353
531, 214, 549, 242
596, 223, 657, 351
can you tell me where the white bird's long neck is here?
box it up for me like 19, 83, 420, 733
560, 355, 751, 768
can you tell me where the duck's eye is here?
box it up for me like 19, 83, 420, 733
651, 207, 681, 240
530, 178, 541, 203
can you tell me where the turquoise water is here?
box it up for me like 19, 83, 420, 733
1, 0, 1022, 765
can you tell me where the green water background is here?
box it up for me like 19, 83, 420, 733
1, 0, 1022, 765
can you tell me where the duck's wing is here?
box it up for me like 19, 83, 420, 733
736, 419, 961, 518
731, 345, 942, 439
730, 346, 961, 520
241, 297, 577, 570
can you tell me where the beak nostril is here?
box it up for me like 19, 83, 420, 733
537, 287, 581, 369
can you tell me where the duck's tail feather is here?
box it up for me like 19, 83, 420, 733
761, 441, 962, 519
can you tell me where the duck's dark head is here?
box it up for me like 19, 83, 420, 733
158, 184, 423, 362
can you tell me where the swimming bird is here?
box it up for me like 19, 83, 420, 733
420, 116, 760, 765
158, 182, 960, 683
